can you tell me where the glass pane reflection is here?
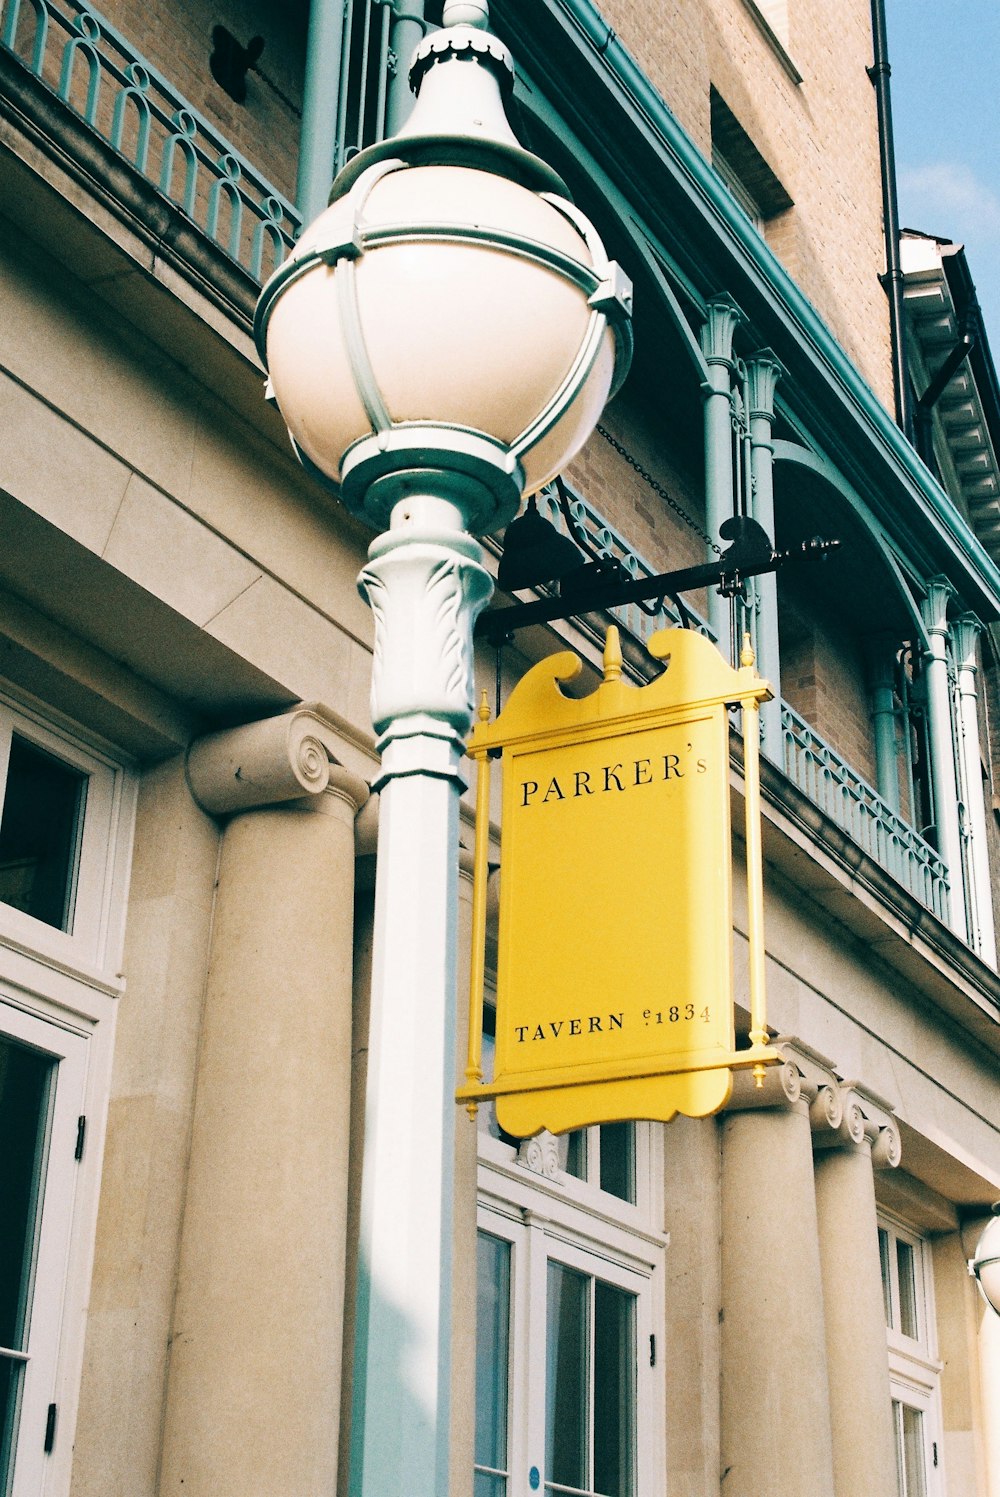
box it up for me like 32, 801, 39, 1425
599, 1124, 635, 1204
896, 1240, 919, 1339
594, 1281, 636, 1497
546, 1262, 588, 1492
476, 1233, 510, 1493
0, 1036, 53, 1496
0, 736, 87, 931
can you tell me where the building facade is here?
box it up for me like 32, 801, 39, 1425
0, 2, 998, 1496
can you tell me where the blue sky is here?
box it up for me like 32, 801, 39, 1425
884, 0, 1000, 358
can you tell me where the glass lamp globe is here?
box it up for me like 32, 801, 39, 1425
972, 1204, 1000, 1316
254, 13, 632, 536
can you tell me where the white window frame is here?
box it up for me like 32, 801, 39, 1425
477, 1126, 667, 1497
0, 686, 135, 1495
878, 1214, 945, 1496
0, 689, 135, 978
1, 998, 89, 1497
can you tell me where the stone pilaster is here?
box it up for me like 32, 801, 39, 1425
813, 1083, 901, 1497
720, 1042, 837, 1497
160, 711, 370, 1497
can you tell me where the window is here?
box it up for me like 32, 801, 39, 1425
0, 694, 133, 970
0, 736, 87, 932
878, 1218, 944, 1497
0, 688, 135, 1493
475, 1211, 660, 1497
476, 1029, 665, 1497
0, 1002, 89, 1497
710, 90, 793, 233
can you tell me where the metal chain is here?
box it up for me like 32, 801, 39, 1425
595, 424, 722, 556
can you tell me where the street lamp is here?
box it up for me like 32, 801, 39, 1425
253, 5, 633, 1497
971, 1203, 1000, 1316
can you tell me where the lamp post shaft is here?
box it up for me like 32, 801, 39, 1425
349, 493, 492, 1497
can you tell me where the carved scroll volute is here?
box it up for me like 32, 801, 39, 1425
517, 1132, 561, 1179
187, 707, 370, 817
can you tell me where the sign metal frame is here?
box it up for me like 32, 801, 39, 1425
457, 626, 779, 1134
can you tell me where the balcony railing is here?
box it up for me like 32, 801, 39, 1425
781, 701, 950, 921
0, 0, 301, 281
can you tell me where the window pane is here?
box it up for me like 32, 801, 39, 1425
474, 1474, 507, 1497
546, 1263, 588, 1493
899, 1403, 927, 1497
599, 1124, 635, 1204
0, 736, 87, 931
0, 1038, 52, 1350
593, 1281, 636, 1497
476, 1233, 510, 1487
0, 1354, 25, 1497
0, 1036, 53, 1496
560, 1130, 587, 1180
896, 1240, 919, 1339
892, 1402, 905, 1497
879, 1228, 893, 1328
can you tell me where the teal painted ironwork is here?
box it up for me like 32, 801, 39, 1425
0, 0, 300, 279
781, 700, 950, 922
296, 0, 347, 223
110, 61, 151, 173
335, 0, 396, 177
530, 0, 1000, 621
2, 0, 49, 73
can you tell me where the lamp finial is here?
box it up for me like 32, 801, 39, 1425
443, 0, 490, 27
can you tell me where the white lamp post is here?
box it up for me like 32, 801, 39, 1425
972, 1204, 1000, 1317
254, 6, 632, 1494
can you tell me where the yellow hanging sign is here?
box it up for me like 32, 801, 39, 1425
457, 625, 779, 1135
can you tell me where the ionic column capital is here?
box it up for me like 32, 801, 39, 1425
812, 1080, 902, 1169
187, 707, 370, 819
727, 1037, 838, 1113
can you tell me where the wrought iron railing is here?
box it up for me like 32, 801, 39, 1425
781, 701, 950, 920
0, 0, 301, 280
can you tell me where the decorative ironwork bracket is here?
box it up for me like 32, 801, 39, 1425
476, 518, 838, 645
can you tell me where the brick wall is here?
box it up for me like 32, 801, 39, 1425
592, 0, 893, 411
779, 587, 878, 785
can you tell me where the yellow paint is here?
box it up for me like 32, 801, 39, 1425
458, 625, 779, 1134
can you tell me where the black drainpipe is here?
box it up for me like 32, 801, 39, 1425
868, 0, 914, 440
